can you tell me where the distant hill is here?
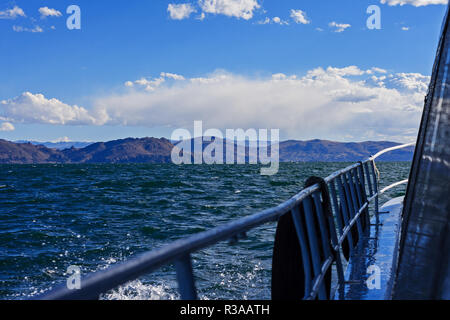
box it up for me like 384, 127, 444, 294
62, 137, 174, 163
0, 137, 414, 164
173, 137, 414, 162
279, 139, 413, 162
0, 138, 173, 164
15, 140, 94, 150
0, 140, 67, 164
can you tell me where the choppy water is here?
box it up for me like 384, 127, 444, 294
0, 162, 410, 300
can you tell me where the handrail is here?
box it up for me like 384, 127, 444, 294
370, 142, 415, 160
380, 180, 409, 194
36, 143, 414, 300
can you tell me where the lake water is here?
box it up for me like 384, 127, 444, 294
0, 162, 410, 300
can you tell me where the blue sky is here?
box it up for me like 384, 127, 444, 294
0, 0, 448, 142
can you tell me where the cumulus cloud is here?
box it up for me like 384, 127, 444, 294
167, 3, 196, 20
39, 7, 62, 18
0, 6, 25, 19
329, 21, 351, 33
0, 122, 15, 132
161, 72, 186, 80
13, 25, 43, 33
124, 72, 185, 90
272, 17, 289, 25
2, 67, 430, 142
380, 0, 447, 6
257, 17, 270, 24
272, 73, 297, 80
326, 66, 365, 76
290, 9, 310, 24
257, 16, 288, 25
93, 66, 429, 142
199, 0, 260, 20
392, 73, 430, 91
0, 92, 100, 125
369, 67, 388, 74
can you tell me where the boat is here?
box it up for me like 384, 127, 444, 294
36, 3, 450, 301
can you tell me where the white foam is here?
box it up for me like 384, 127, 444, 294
101, 280, 179, 300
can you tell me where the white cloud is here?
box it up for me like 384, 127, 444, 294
0, 92, 100, 125
135, 77, 165, 91
370, 67, 388, 74
92, 67, 429, 142
402, 26, 410, 31
272, 17, 289, 25
271, 73, 287, 80
326, 66, 365, 76
392, 72, 430, 91
290, 9, 310, 24
329, 21, 351, 33
124, 72, 186, 90
0, 122, 14, 132
199, 0, 260, 20
257, 17, 270, 24
272, 73, 297, 80
39, 7, 62, 18
167, 3, 196, 20
189, 73, 231, 84
2, 67, 429, 142
257, 16, 288, 25
0, 6, 25, 19
13, 25, 43, 33
197, 12, 206, 20
380, 0, 447, 6
160, 72, 185, 80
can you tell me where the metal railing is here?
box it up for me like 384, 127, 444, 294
37, 144, 414, 300
380, 179, 409, 195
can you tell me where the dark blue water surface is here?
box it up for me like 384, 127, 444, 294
0, 162, 410, 300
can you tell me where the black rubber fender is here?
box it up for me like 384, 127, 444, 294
271, 176, 333, 300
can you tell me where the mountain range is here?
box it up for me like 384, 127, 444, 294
14, 140, 94, 150
0, 138, 414, 164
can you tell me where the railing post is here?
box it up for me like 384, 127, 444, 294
311, 192, 345, 298
175, 254, 198, 300
354, 166, 369, 232
345, 171, 364, 238
336, 176, 354, 254
329, 180, 345, 237
370, 160, 380, 219
363, 161, 375, 225
291, 206, 313, 298
303, 197, 328, 300
364, 162, 374, 198
311, 192, 332, 259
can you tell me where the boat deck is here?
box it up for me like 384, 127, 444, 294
336, 197, 404, 300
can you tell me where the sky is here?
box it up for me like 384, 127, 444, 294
0, 0, 448, 143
